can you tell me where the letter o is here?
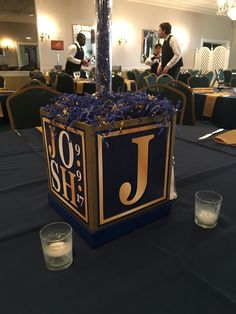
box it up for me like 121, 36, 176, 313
58, 131, 74, 169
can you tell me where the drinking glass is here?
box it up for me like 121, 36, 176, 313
73, 71, 81, 79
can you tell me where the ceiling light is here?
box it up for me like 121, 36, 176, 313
217, 0, 236, 19
227, 6, 236, 19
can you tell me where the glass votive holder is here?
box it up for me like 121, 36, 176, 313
40, 222, 73, 271
73, 71, 81, 80
194, 190, 222, 229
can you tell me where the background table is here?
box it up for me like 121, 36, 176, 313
1, 126, 236, 314
75, 79, 137, 94
194, 90, 236, 129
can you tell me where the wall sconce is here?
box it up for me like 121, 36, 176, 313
118, 37, 127, 46
3, 45, 12, 51
39, 32, 50, 42
1, 39, 14, 51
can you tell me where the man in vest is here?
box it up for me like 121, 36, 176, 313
157, 22, 183, 79
65, 32, 89, 77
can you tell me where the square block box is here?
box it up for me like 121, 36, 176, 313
41, 112, 175, 247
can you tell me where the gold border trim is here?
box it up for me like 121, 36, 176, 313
98, 123, 171, 225
42, 117, 88, 223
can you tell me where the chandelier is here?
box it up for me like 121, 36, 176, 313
217, 0, 236, 20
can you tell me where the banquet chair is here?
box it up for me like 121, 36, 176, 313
230, 76, 236, 87
19, 79, 44, 90
127, 70, 136, 81
137, 70, 149, 90
178, 72, 191, 85
154, 83, 186, 125
137, 72, 147, 90
214, 69, 225, 86
133, 69, 140, 83
167, 80, 196, 125
48, 71, 57, 88
6, 85, 61, 130
187, 75, 210, 88
223, 70, 232, 86
156, 74, 174, 85
144, 83, 186, 125
188, 69, 200, 76
204, 71, 214, 85
0, 76, 5, 88
144, 73, 158, 92
55, 72, 75, 94
112, 74, 125, 92
30, 70, 47, 84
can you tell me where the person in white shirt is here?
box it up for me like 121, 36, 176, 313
157, 22, 183, 79
65, 33, 89, 77
145, 43, 162, 74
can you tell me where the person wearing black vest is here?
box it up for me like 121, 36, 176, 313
157, 22, 183, 79
145, 43, 162, 74
65, 33, 89, 77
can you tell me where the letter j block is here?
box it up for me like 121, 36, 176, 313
41, 114, 175, 248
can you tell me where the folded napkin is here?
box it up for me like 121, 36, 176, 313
192, 87, 215, 94
35, 126, 43, 133
214, 129, 236, 146
203, 92, 232, 118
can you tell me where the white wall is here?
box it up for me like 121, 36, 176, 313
35, 0, 235, 71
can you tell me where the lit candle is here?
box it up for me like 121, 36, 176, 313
195, 210, 218, 225
45, 241, 71, 257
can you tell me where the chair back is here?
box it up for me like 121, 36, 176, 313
6, 85, 61, 130
167, 80, 195, 125
112, 74, 124, 92
155, 83, 186, 125
127, 70, 136, 81
20, 79, 44, 90
223, 70, 232, 85
188, 69, 200, 76
0, 76, 5, 88
30, 70, 46, 84
187, 75, 210, 88
230, 76, 236, 87
137, 71, 149, 90
156, 74, 173, 85
49, 71, 57, 88
204, 71, 214, 82
178, 72, 191, 84
144, 73, 158, 90
55, 72, 75, 94
133, 69, 140, 83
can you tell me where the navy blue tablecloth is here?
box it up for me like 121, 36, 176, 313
195, 92, 236, 129
0, 127, 236, 314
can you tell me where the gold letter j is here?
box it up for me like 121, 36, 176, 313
119, 134, 154, 205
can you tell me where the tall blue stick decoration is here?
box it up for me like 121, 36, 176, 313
95, 0, 112, 93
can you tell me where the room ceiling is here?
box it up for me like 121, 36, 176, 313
0, 0, 220, 24
126, 0, 218, 16
0, 0, 36, 23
